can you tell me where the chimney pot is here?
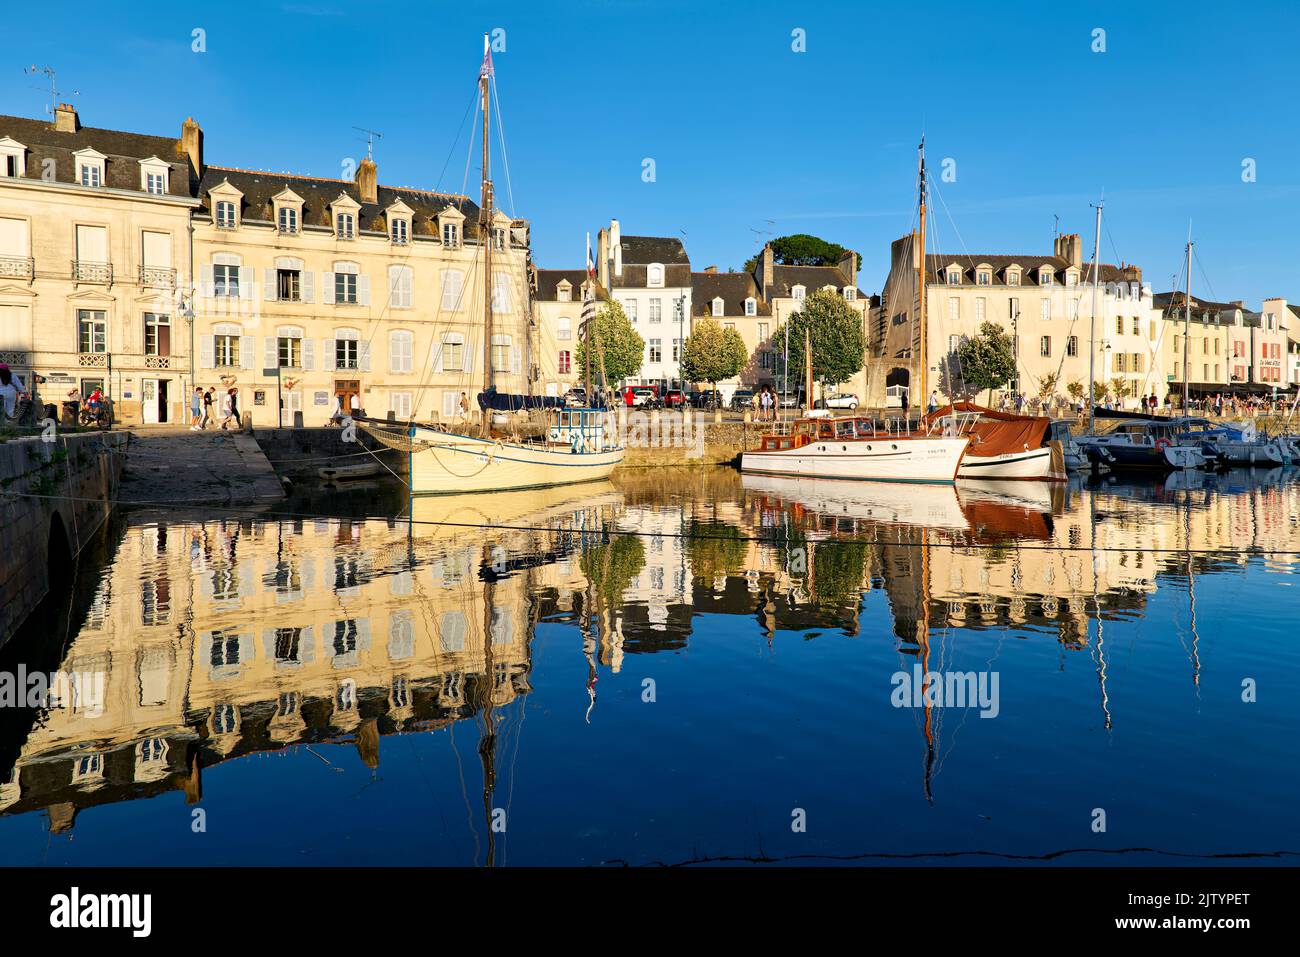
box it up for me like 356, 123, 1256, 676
53, 103, 79, 133
355, 156, 377, 205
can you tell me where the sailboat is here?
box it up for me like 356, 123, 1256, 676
740, 141, 969, 484
368, 38, 624, 495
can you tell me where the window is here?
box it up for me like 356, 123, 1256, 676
1068, 300, 1078, 321
336, 212, 355, 239
390, 330, 413, 373
278, 206, 298, 234
0, 140, 26, 177
844, 288, 856, 301
213, 263, 239, 297
215, 200, 236, 229
493, 227, 507, 251
1066, 272, 1078, 287
146, 171, 166, 195
792, 285, 805, 302
335, 270, 358, 304
492, 271, 511, 313
80, 163, 102, 187
558, 350, 571, 374
1132, 317, 1140, 336
949, 334, 960, 353
1039, 335, 1051, 357
1116, 316, 1124, 335
648, 339, 662, 363
1039, 268, 1053, 286
1067, 335, 1078, 357
673, 338, 681, 362
335, 335, 359, 370
491, 335, 511, 373
947, 270, 961, 285
442, 222, 459, 247
392, 392, 412, 418
143, 313, 171, 356
391, 217, 409, 245
624, 299, 637, 322
1009, 298, 1019, 320
1040, 299, 1050, 321
758, 322, 769, 341
977, 271, 991, 285
649, 299, 662, 323
440, 336, 464, 371
975, 297, 986, 322
214, 328, 239, 367
1007, 270, 1020, 286
440, 269, 464, 310
278, 333, 302, 368
390, 265, 413, 308
78, 310, 106, 353
948, 298, 959, 320
277, 268, 300, 302
647, 264, 664, 287
712, 297, 724, 318
556, 316, 572, 341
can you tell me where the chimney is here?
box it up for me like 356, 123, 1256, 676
610, 218, 622, 278
355, 156, 377, 204
53, 103, 79, 133
181, 116, 204, 181
838, 249, 857, 285
760, 243, 774, 293
704, 265, 717, 273
1053, 233, 1083, 268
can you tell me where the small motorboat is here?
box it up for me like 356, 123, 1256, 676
318, 461, 385, 482
1171, 418, 1286, 467
1077, 420, 1207, 471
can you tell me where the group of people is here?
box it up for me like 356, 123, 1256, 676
748, 385, 781, 422
189, 386, 241, 431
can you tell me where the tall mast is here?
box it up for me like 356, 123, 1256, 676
1183, 238, 1192, 412
916, 138, 927, 408
479, 34, 495, 435
1088, 202, 1102, 432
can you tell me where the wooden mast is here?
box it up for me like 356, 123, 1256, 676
1183, 238, 1192, 412
916, 138, 927, 409
479, 33, 495, 436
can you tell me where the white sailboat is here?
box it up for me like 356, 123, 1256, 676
370, 37, 624, 495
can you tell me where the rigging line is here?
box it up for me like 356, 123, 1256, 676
1192, 246, 1218, 303
21, 489, 1300, 558
435, 84, 482, 195
489, 75, 516, 219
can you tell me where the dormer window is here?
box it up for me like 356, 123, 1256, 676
390, 217, 408, 245
215, 200, 237, 229
0, 137, 26, 177
843, 288, 856, 301
977, 271, 991, 285
712, 297, 725, 317
336, 212, 355, 239
278, 207, 298, 234
556, 279, 573, 303
1007, 269, 1020, 286
1065, 270, 1078, 287
443, 222, 459, 247
493, 227, 506, 251
1039, 267, 1053, 286
140, 157, 169, 195
744, 297, 757, 315
648, 264, 664, 288
947, 270, 961, 285
74, 149, 106, 188
792, 284, 806, 302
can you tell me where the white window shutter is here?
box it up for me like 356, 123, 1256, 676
240, 335, 254, 369
389, 333, 399, 372
238, 266, 253, 300
199, 335, 214, 369
263, 268, 277, 301
263, 337, 276, 369
321, 339, 334, 371
510, 345, 521, 375
359, 339, 371, 372
200, 264, 214, 298
358, 274, 371, 307
301, 270, 315, 303
322, 273, 335, 305
463, 343, 473, 374
302, 338, 315, 371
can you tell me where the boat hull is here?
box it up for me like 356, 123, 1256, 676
955, 445, 1065, 481
409, 428, 624, 495
740, 436, 968, 484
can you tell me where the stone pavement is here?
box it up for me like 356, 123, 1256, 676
117, 427, 285, 507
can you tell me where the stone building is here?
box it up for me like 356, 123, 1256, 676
0, 105, 200, 424
530, 266, 603, 398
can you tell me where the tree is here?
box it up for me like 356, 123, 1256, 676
779, 289, 866, 390
575, 300, 644, 386
744, 234, 862, 273
955, 321, 1016, 404
1109, 377, 1130, 403
1066, 380, 1085, 403
680, 318, 748, 392
1092, 381, 1108, 403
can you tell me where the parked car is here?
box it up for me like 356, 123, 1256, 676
823, 392, 860, 410
730, 389, 756, 411
693, 390, 722, 410
662, 389, 687, 408
564, 388, 587, 407
777, 391, 800, 409
631, 387, 662, 409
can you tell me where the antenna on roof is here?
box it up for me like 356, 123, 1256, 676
25, 65, 78, 117
1053, 213, 1059, 239
353, 126, 384, 161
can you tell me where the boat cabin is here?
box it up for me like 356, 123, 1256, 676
546, 408, 611, 452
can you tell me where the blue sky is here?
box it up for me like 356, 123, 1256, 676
3, 0, 1297, 304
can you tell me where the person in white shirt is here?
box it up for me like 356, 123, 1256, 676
0, 364, 19, 420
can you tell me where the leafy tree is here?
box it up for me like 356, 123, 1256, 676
681, 318, 747, 392
685, 520, 748, 581
1066, 380, 1085, 402
744, 234, 862, 273
580, 533, 646, 607
575, 300, 644, 385
1092, 381, 1108, 403
955, 321, 1016, 404
1109, 377, 1130, 402
1037, 372, 1058, 404
778, 289, 866, 388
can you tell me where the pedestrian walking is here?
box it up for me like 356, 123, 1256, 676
190, 388, 203, 430
219, 388, 236, 430
928, 390, 938, 415
201, 387, 214, 429
0, 364, 19, 422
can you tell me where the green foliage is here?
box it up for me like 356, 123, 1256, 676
575, 300, 645, 385
777, 289, 866, 387
685, 521, 748, 581
955, 322, 1016, 396
1092, 381, 1108, 402
580, 533, 646, 606
1037, 372, 1058, 402
1066, 380, 1085, 401
680, 318, 748, 387
1109, 377, 1130, 400
812, 541, 870, 610
744, 234, 862, 273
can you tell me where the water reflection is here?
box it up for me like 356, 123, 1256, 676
1, 465, 1297, 864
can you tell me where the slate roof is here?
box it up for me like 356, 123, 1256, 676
619, 235, 689, 265
1153, 291, 1247, 319
0, 112, 193, 197
768, 263, 855, 299
690, 271, 771, 318
198, 165, 484, 239
534, 268, 606, 302
923, 253, 1139, 287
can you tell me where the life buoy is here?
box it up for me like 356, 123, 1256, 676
1155, 437, 1171, 450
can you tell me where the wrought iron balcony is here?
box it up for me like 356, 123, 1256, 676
72, 260, 113, 284
139, 265, 176, 288
0, 255, 34, 281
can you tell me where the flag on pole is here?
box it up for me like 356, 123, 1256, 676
586, 231, 595, 279
481, 33, 494, 78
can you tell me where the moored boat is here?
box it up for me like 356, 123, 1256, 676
740, 416, 968, 484
922, 402, 1067, 481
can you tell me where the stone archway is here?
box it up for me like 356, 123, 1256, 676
885, 367, 911, 408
